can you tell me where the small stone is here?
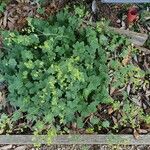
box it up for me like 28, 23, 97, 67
0, 145, 12, 150
120, 26, 126, 29
121, 21, 126, 27
116, 19, 121, 23
92, 0, 97, 14
137, 145, 147, 150
15, 146, 27, 150
120, 21, 126, 29
122, 15, 127, 20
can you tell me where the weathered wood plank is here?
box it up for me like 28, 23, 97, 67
102, 0, 150, 3
109, 27, 148, 46
0, 135, 150, 145
83, 20, 148, 46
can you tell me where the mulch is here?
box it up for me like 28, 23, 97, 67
0, 0, 69, 30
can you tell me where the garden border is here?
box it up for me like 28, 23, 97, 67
0, 135, 150, 145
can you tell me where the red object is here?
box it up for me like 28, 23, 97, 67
127, 7, 138, 24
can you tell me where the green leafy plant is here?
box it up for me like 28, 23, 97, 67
0, 2, 6, 13
0, 113, 12, 134
102, 120, 110, 128
0, 9, 111, 133
0, 8, 149, 134
120, 101, 144, 128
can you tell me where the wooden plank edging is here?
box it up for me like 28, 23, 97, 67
109, 27, 148, 46
83, 20, 148, 46
0, 135, 150, 145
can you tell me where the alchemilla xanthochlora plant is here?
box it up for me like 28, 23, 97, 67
0, 9, 148, 133
0, 10, 111, 132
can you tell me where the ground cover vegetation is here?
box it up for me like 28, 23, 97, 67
0, 1, 149, 137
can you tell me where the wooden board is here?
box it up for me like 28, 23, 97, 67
83, 20, 148, 47
102, 0, 150, 3
109, 27, 148, 46
0, 135, 150, 145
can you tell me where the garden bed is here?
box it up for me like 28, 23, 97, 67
0, 0, 150, 147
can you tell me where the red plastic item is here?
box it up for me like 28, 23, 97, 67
127, 7, 138, 24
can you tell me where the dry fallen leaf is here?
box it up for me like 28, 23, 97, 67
0, 92, 3, 103
0, 18, 3, 27
3, 11, 8, 28
0, 91, 6, 107
8, 17, 15, 24
137, 128, 148, 134
71, 122, 77, 130
112, 116, 118, 124
110, 86, 116, 96
7, 21, 14, 30
0, 3, 37, 30
133, 129, 140, 139
92, 0, 97, 14
108, 106, 114, 114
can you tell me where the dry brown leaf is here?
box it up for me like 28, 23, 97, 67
7, 21, 14, 30
138, 129, 148, 134
110, 86, 116, 96
97, 105, 102, 111
112, 116, 117, 124
0, 92, 3, 103
0, 91, 6, 107
23, 5, 30, 11
133, 129, 140, 139
17, 17, 26, 24
117, 113, 122, 120
8, 9, 14, 16
3, 11, 8, 28
0, 1, 63, 30
144, 59, 149, 70
141, 123, 150, 130
71, 122, 77, 130
0, 18, 3, 27
16, 8, 22, 14
8, 17, 15, 24
146, 90, 150, 97
108, 107, 114, 114
23, 11, 29, 17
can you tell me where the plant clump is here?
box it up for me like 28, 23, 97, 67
0, 9, 149, 134
0, 10, 111, 133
